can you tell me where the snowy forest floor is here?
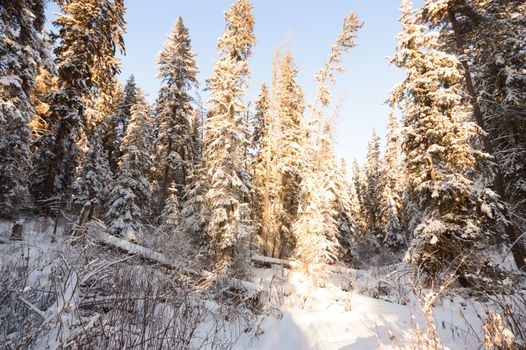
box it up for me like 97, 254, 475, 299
1, 217, 525, 349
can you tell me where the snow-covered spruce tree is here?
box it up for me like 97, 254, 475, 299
29, 64, 57, 143
381, 112, 406, 250
107, 90, 153, 241
0, 0, 46, 218
292, 119, 338, 272
115, 75, 137, 134
293, 165, 339, 273
101, 78, 126, 175
155, 17, 199, 216
179, 163, 210, 244
420, 0, 526, 271
29, 62, 62, 202
350, 158, 368, 235
160, 183, 180, 233
189, 107, 204, 163
293, 13, 362, 266
251, 83, 280, 257
275, 51, 307, 259
36, 0, 125, 208
250, 84, 269, 153
179, 111, 207, 243
318, 123, 356, 262
202, 0, 256, 268
390, 1, 499, 285
72, 126, 112, 230
364, 130, 384, 239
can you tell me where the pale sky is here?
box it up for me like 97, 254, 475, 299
45, 0, 423, 167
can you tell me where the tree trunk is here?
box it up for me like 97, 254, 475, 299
73, 202, 95, 236
43, 120, 68, 212
10, 220, 24, 241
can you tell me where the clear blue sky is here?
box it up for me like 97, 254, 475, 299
45, 0, 422, 167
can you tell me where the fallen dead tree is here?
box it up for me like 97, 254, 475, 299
87, 226, 212, 279
86, 227, 265, 296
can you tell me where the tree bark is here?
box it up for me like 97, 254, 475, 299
10, 220, 24, 241
43, 119, 68, 212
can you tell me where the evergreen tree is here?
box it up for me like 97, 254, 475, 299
251, 83, 279, 256
275, 51, 306, 258
160, 183, 180, 233
293, 171, 339, 268
29, 65, 58, 143
180, 164, 210, 244
381, 113, 406, 250
202, 0, 256, 267
0, 0, 46, 217
155, 17, 199, 215
364, 130, 384, 238
420, 0, 526, 271
72, 126, 112, 228
390, 1, 499, 284
101, 77, 127, 175
107, 90, 153, 240
294, 12, 362, 267
318, 124, 355, 261
189, 108, 203, 163
116, 76, 137, 138
36, 0, 125, 207
350, 158, 367, 235
30, 64, 61, 204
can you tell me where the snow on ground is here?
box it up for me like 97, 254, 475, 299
1, 218, 521, 349
235, 266, 486, 350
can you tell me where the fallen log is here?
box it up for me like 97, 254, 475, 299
250, 254, 303, 270
87, 227, 211, 279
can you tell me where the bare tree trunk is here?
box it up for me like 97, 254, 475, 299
10, 220, 24, 241
73, 202, 95, 237
159, 138, 173, 216
43, 120, 68, 213
261, 131, 273, 256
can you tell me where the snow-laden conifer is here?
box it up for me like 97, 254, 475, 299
420, 0, 526, 271
107, 90, 153, 240
364, 130, 384, 238
202, 0, 256, 267
0, 0, 46, 217
380, 113, 406, 250
37, 0, 125, 205
72, 126, 112, 227
275, 51, 306, 258
390, 1, 499, 283
155, 17, 199, 215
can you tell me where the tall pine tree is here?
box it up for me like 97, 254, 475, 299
275, 51, 306, 258
251, 83, 280, 256
390, 1, 499, 284
202, 0, 256, 267
420, 0, 526, 271
364, 130, 384, 238
36, 0, 125, 208
381, 113, 406, 250
72, 126, 112, 230
0, 0, 46, 217
155, 17, 199, 216
107, 90, 153, 240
